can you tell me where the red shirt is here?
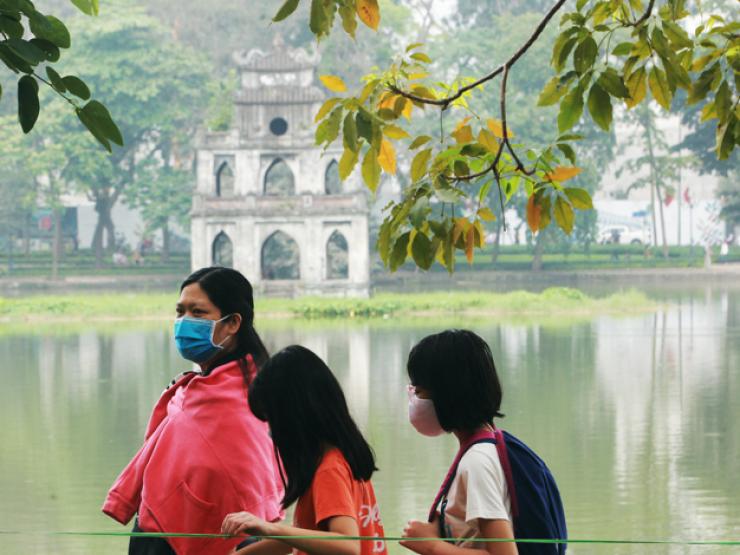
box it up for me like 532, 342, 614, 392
294, 448, 387, 555
102, 358, 284, 555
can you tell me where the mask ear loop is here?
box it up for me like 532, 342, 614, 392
212, 314, 235, 347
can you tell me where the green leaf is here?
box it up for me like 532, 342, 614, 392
45, 66, 66, 92
411, 232, 435, 270
314, 98, 341, 123
409, 196, 431, 228
597, 69, 630, 98
70, 0, 99, 16
564, 187, 593, 209
29, 38, 59, 62
343, 112, 358, 151
29, 14, 70, 48
714, 81, 732, 122
377, 220, 392, 264
338, 147, 359, 180
409, 135, 431, 150
587, 83, 612, 131
339, 4, 357, 37
273, 0, 300, 22
688, 63, 721, 105
574, 36, 597, 75
389, 232, 410, 271
410, 148, 432, 182
611, 42, 633, 56
361, 147, 381, 192
648, 67, 672, 110
410, 52, 432, 63
557, 86, 584, 133
552, 34, 577, 72
79, 100, 123, 147
17, 74, 39, 133
556, 143, 577, 164
716, 115, 735, 160
662, 20, 692, 48
625, 66, 647, 108
316, 107, 343, 146
356, 109, 374, 143
554, 196, 575, 234
0, 14, 25, 39
538, 76, 570, 106
6, 37, 46, 64
310, 0, 332, 38
61, 75, 91, 100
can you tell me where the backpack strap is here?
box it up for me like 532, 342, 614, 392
428, 429, 520, 524
493, 428, 519, 519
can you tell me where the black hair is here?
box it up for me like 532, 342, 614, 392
407, 329, 504, 432
248, 345, 377, 508
180, 267, 269, 372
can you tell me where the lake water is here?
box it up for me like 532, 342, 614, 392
1, 285, 738, 554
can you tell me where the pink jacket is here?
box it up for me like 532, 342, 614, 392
102, 357, 284, 555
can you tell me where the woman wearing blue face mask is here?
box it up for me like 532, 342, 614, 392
103, 267, 284, 555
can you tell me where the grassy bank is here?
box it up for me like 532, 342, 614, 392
0, 287, 656, 322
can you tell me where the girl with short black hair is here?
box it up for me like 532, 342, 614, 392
222, 345, 387, 555
402, 329, 515, 555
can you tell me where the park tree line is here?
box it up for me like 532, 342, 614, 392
0, 0, 737, 275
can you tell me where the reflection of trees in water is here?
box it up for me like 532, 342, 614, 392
263, 159, 295, 196
326, 231, 349, 280
261, 231, 300, 280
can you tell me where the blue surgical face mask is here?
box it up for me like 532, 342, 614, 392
173, 315, 232, 363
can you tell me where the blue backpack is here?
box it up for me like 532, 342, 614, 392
428, 428, 567, 554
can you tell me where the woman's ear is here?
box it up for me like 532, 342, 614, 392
224, 313, 242, 336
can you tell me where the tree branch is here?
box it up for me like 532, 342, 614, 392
389, 0, 569, 108
628, 0, 656, 27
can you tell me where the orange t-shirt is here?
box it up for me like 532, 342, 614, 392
293, 448, 387, 555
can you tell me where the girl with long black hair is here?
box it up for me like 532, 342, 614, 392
103, 267, 283, 555
222, 345, 387, 555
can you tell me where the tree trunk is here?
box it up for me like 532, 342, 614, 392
51, 207, 63, 280
654, 181, 670, 259
92, 196, 116, 268
532, 232, 544, 271
161, 220, 170, 263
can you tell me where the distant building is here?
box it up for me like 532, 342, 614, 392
191, 36, 370, 297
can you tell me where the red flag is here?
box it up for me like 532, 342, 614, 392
664, 192, 674, 206
683, 188, 692, 206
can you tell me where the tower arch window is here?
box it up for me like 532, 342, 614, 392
263, 158, 295, 196
212, 231, 233, 268
214, 158, 235, 197
261, 230, 300, 280
325, 160, 342, 195
326, 230, 349, 280
269, 117, 288, 136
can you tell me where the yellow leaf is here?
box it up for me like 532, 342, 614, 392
487, 118, 515, 139
356, 0, 380, 30
402, 99, 413, 120
378, 139, 397, 174
378, 92, 397, 110
453, 217, 469, 244
320, 75, 347, 93
408, 72, 430, 80
527, 195, 541, 233
478, 129, 499, 154
465, 227, 475, 264
477, 207, 496, 222
452, 124, 474, 144
474, 220, 486, 247
545, 166, 582, 182
383, 125, 410, 139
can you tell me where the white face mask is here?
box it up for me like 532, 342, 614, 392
407, 385, 444, 437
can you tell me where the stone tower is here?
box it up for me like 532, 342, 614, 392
191, 36, 370, 297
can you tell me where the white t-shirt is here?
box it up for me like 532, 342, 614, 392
442, 442, 512, 549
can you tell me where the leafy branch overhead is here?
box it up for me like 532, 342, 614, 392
275, 0, 738, 274
0, 0, 122, 151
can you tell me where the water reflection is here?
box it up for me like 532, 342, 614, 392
0, 287, 738, 554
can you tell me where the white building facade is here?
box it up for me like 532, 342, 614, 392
191, 37, 370, 297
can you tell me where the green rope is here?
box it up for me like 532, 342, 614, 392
0, 531, 737, 546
